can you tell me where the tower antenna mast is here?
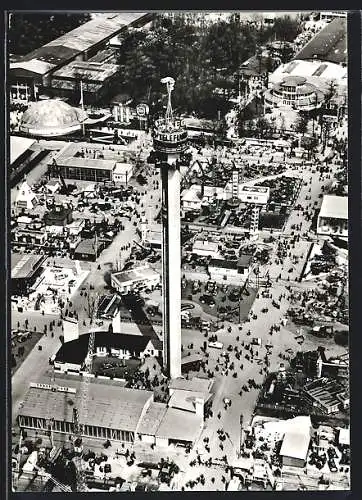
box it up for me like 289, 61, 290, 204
161, 77, 175, 127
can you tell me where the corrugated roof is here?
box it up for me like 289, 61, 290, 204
294, 18, 347, 64
19, 381, 152, 432
137, 401, 167, 436
57, 157, 116, 171
52, 61, 119, 81
46, 13, 148, 52
319, 195, 348, 220
12, 13, 150, 75
11, 253, 45, 280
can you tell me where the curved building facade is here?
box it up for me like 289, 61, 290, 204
20, 99, 87, 137
265, 76, 324, 111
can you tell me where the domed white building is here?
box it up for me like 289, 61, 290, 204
19, 99, 87, 137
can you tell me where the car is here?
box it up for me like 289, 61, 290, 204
208, 341, 223, 349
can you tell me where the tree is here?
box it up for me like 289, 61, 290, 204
8, 13, 91, 55
272, 15, 302, 42
294, 114, 308, 135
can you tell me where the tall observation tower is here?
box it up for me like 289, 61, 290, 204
153, 77, 188, 379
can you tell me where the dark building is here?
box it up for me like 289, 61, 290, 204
54, 331, 161, 373
44, 205, 73, 227
294, 18, 347, 65
73, 238, 104, 261
50, 61, 120, 104
11, 253, 46, 295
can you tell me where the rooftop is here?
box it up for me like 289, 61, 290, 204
241, 185, 269, 194
10, 136, 36, 164
193, 240, 219, 252
56, 157, 116, 171
11, 253, 45, 280
113, 162, 134, 174
280, 430, 311, 461
294, 17, 347, 64
168, 389, 211, 413
19, 380, 153, 432
155, 407, 203, 442
55, 331, 153, 365
20, 100, 86, 137
209, 258, 238, 270
169, 376, 213, 393
319, 195, 348, 220
112, 266, 159, 286
52, 60, 119, 82
74, 238, 99, 256
11, 13, 150, 75
136, 401, 167, 436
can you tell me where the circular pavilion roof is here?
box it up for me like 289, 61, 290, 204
20, 99, 87, 137
280, 76, 307, 87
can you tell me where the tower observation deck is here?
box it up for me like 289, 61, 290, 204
152, 77, 187, 379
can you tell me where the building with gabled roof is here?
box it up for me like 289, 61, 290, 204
15, 180, 38, 213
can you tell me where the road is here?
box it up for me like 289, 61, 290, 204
177, 151, 347, 490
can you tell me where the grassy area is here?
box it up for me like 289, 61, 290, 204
92, 356, 141, 379
11, 332, 43, 376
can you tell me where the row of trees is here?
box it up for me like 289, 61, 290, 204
8, 13, 91, 55
116, 14, 302, 119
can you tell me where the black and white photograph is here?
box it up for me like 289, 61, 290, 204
7, 10, 350, 492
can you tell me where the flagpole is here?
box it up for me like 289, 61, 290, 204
80, 80, 85, 136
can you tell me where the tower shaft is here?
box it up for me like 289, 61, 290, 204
161, 164, 182, 378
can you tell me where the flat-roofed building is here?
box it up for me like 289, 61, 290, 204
111, 265, 160, 295
13, 220, 48, 246
50, 61, 119, 104
73, 238, 104, 261
154, 408, 203, 447
9, 13, 154, 102
303, 377, 345, 414
50, 141, 134, 183
11, 253, 46, 295
239, 185, 270, 205
192, 239, 219, 258
112, 162, 134, 184
208, 254, 252, 284
280, 430, 311, 468
317, 195, 348, 238
18, 379, 154, 444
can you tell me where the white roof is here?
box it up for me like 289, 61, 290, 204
319, 195, 348, 220
114, 162, 134, 174
11, 59, 55, 75
280, 430, 311, 460
16, 181, 37, 204
181, 188, 202, 203
338, 427, 350, 446
270, 59, 347, 86
10, 136, 35, 164
193, 240, 219, 252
